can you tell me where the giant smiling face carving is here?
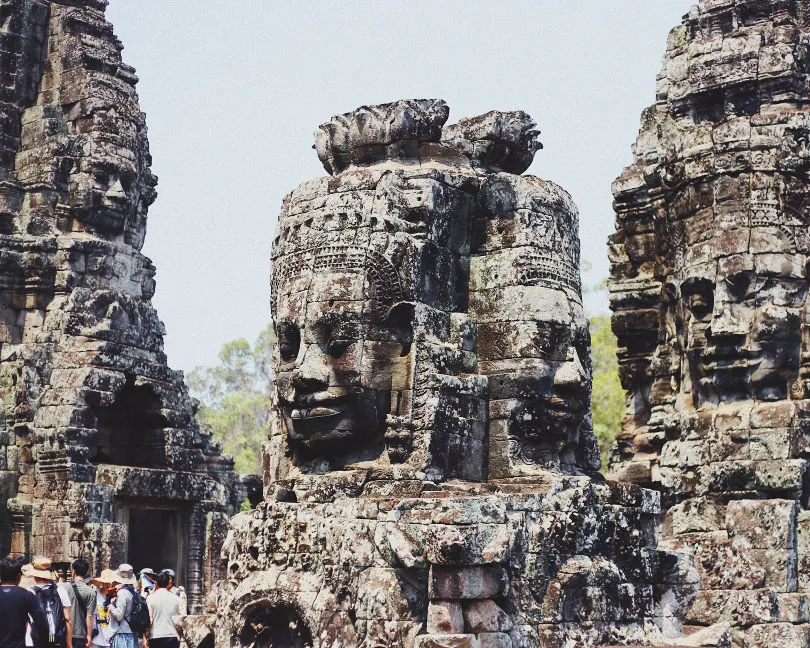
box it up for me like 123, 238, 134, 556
679, 250, 806, 405
272, 249, 410, 459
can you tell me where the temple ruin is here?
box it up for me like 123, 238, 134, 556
0, 0, 242, 610
199, 99, 699, 648
609, 0, 810, 644
10, 0, 810, 646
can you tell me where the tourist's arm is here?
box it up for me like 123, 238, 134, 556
59, 586, 73, 642
108, 589, 127, 621
85, 601, 94, 645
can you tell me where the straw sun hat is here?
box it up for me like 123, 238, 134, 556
25, 556, 56, 580
92, 569, 118, 586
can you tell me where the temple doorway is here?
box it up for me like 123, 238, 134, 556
121, 504, 186, 580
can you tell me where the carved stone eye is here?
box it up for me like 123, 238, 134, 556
277, 322, 301, 363
725, 272, 753, 302
683, 279, 714, 320
326, 339, 351, 359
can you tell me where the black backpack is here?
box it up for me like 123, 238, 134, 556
121, 585, 150, 636
30, 583, 68, 647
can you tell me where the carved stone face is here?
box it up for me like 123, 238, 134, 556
69, 134, 143, 235
272, 265, 407, 458
505, 307, 591, 461
679, 251, 806, 405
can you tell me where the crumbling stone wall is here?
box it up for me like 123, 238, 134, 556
609, 0, 810, 644
209, 100, 696, 648
0, 0, 241, 610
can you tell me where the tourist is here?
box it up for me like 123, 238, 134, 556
89, 570, 116, 648
157, 571, 185, 617
137, 570, 155, 599
59, 559, 95, 648
0, 556, 48, 648
106, 566, 138, 648
145, 573, 180, 648
25, 557, 71, 648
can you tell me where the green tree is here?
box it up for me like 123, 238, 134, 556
581, 262, 625, 468
589, 314, 625, 467
188, 325, 274, 474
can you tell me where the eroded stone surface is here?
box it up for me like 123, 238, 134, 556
210, 99, 695, 648
0, 0, 241, 610
609, 0, 810, 642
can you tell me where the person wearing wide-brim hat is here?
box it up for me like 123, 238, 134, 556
112, 565, 137, 587
107, 565, 139, 648
23, 556, 73, 646
26, 556, 58, 581
90, 570, 117, 648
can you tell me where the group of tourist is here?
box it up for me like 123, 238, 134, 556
0, 555, 186, 648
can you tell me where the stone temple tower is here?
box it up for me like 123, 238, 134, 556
610, 0, 810, 644
0, 0, 241, 610
207, 99, 697, 648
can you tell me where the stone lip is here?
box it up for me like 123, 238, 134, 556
314, 98, 450, 174
442, 110, 542, 175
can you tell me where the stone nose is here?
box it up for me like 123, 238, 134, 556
708, 299, 748, 340
554, 347, 586, 388
104, 178, 127, 204
292, 345, 329, 392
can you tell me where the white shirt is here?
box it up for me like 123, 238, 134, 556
147, 589, 180, 639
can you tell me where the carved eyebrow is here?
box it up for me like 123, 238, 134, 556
310, 312, 363, 339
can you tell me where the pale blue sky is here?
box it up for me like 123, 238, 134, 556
105, 0, 691, 372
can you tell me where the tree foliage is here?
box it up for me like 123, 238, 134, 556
589, 314, 625, 467
187, 325, 274, 474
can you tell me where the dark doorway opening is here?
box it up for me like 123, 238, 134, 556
239, 604, 313, 648
126, 507, 184, 578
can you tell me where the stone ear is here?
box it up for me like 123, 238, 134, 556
386, 302, 415, 354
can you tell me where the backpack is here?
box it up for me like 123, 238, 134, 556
30, 583, 68, 647
121, 585, 151, 636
